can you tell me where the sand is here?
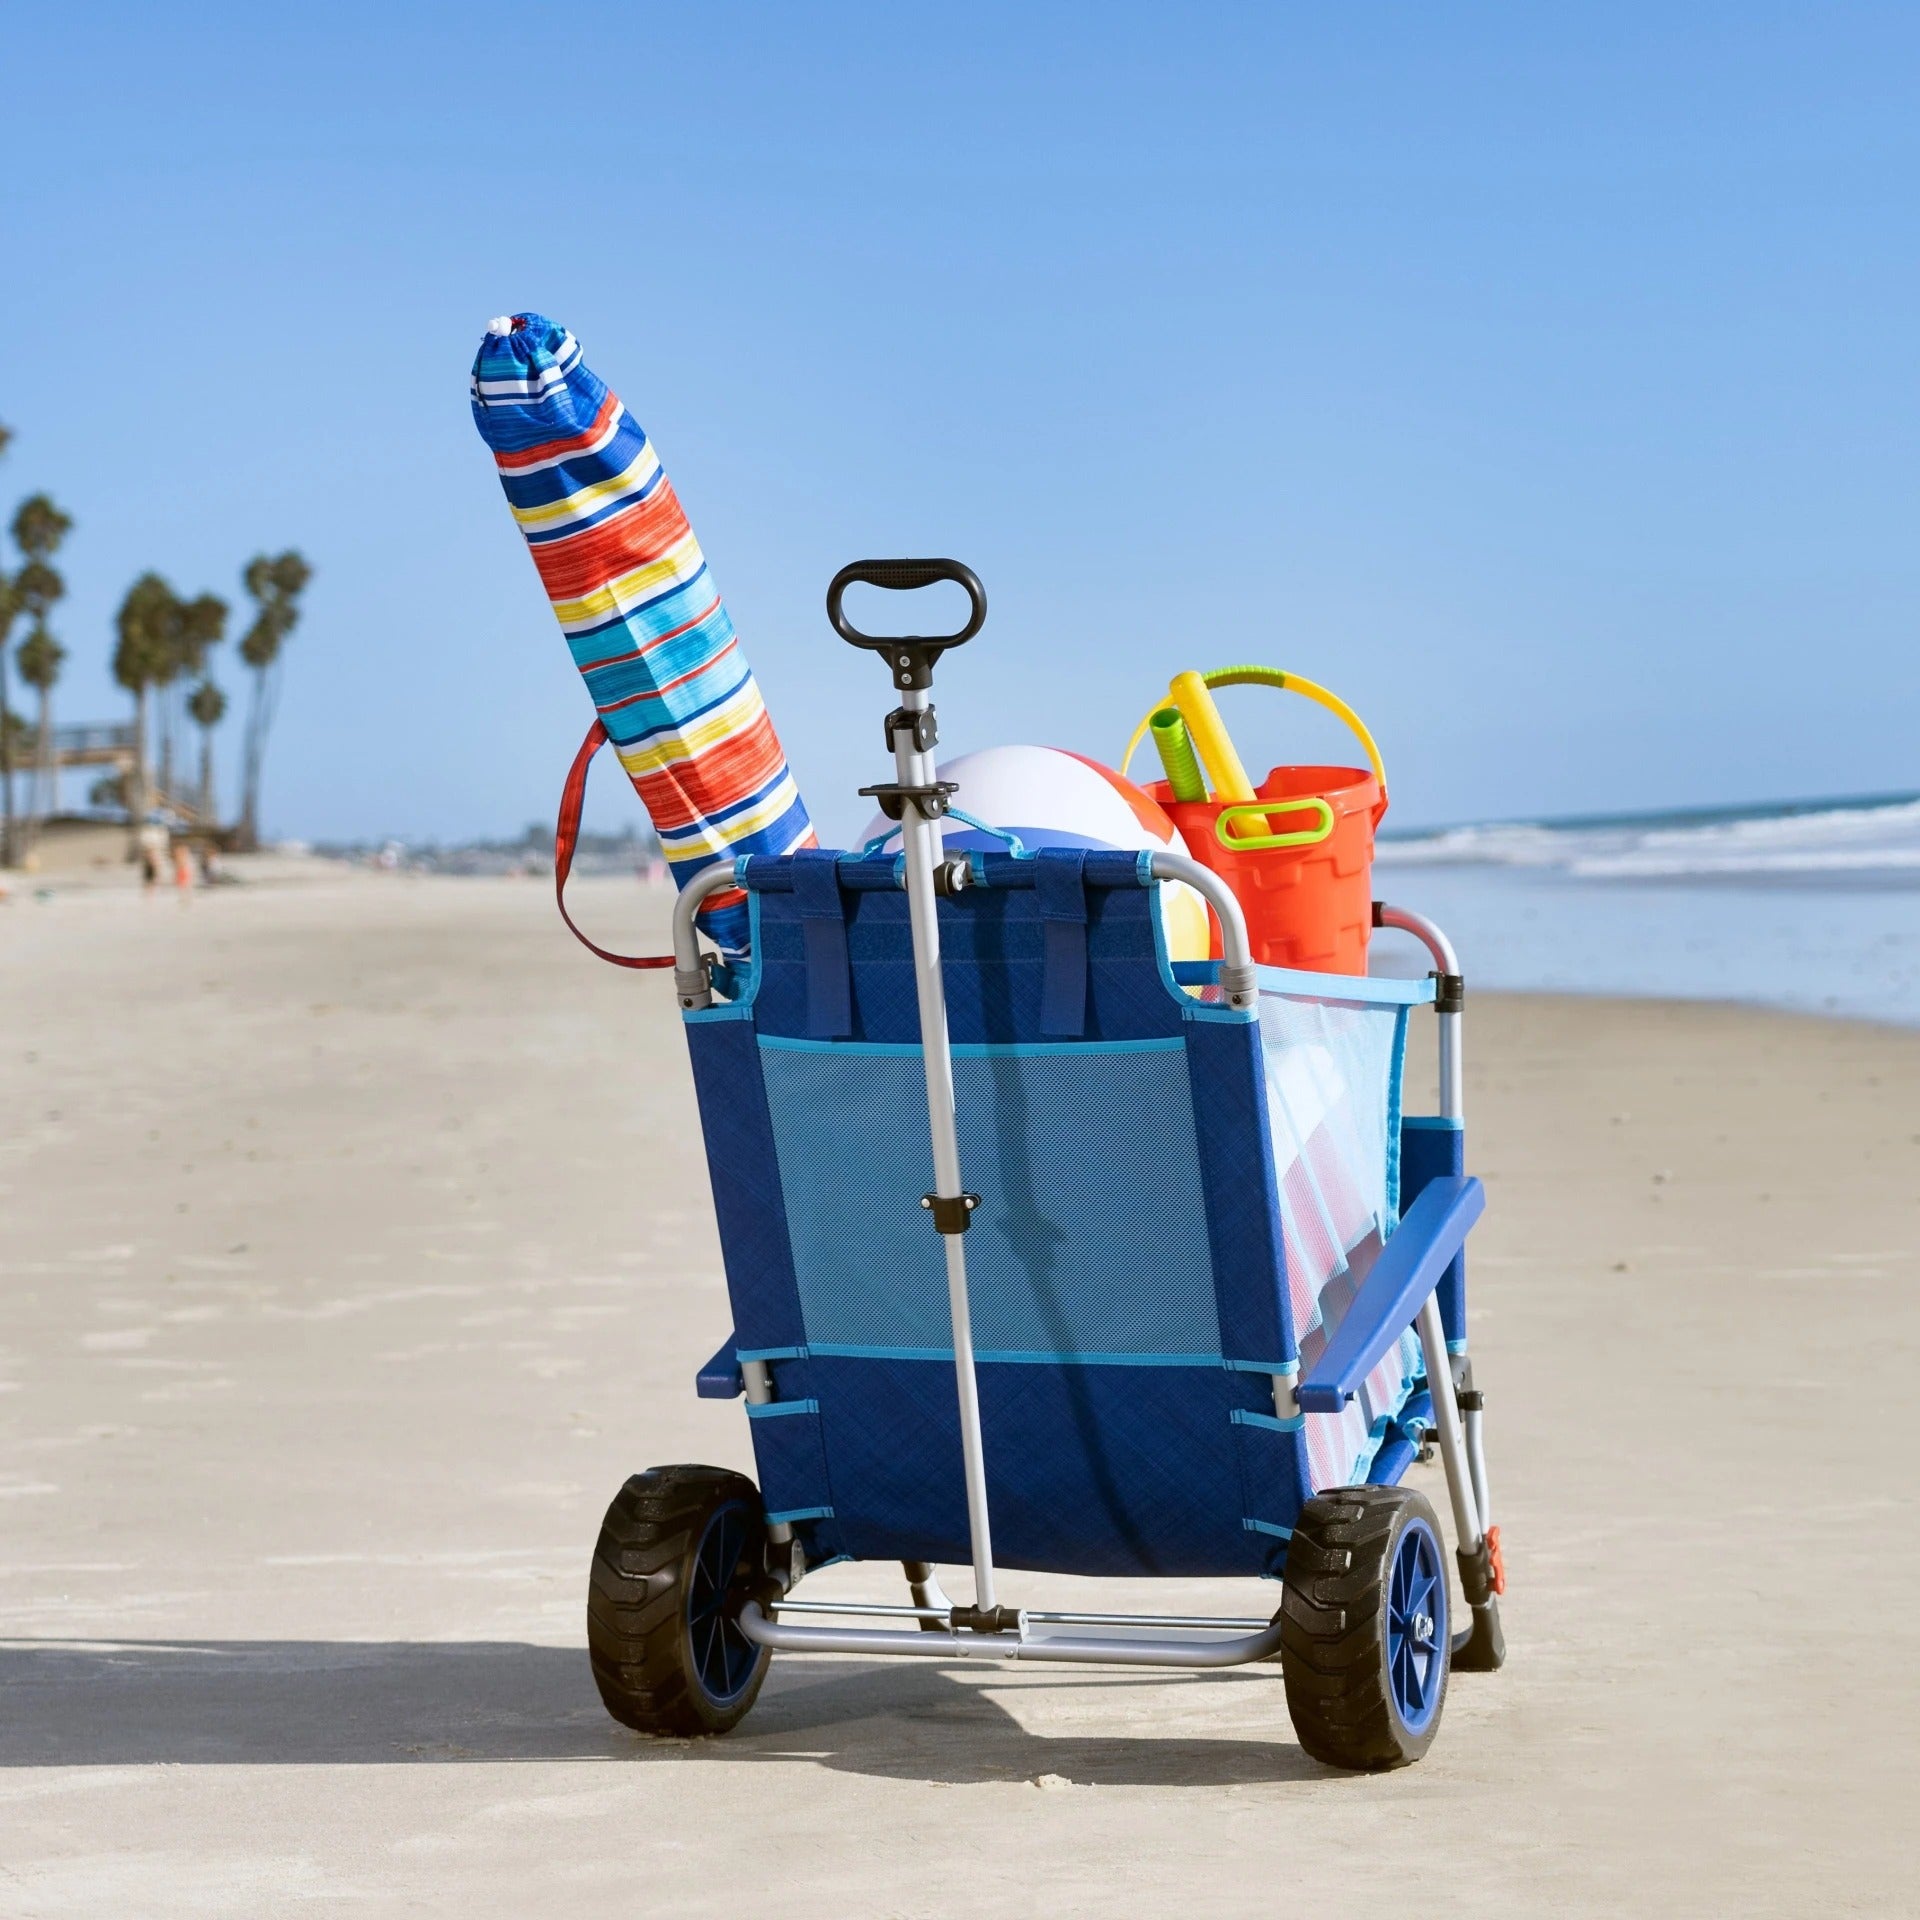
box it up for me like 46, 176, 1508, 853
2, 869, 1915, 1916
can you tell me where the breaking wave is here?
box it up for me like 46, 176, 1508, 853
1377, 793, 1920, 885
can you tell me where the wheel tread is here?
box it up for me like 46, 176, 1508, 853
1279, 1485, 1449, 1770
585, 1466, 770, 1737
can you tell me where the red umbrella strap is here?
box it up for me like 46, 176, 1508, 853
554, 720, 677, 970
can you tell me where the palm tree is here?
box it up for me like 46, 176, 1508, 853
152, 590, 216, 805
0, 423, 13, 862
5, 493, 73, 863
113, 573, 180, 840
16, 622, 65, 836
237, 550, 311, 849
0, 578, 18, 867
170, 592, 226, 814
188, 677, 226, 823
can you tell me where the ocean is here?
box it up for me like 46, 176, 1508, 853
1367, 792, 1920, 1027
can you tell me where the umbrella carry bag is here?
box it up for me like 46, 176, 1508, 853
1123, 667, 1388, 976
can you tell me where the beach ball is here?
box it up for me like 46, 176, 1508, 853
858, 743, 1212, 963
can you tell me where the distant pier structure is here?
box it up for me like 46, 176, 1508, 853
41, 720, 207, 824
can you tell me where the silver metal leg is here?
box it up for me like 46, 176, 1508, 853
903, 1560, 954, 1621
1378, 901, 1504, 1670
1415, 1295, 1482, 1552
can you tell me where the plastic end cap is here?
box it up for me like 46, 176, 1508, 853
486, 315, 522, 337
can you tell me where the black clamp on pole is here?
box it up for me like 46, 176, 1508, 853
921, 1192, 980, 1234
949, 1603, 1023, 1635
858, 779, 957, 821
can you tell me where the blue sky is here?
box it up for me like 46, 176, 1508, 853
3, 2, 1915, 845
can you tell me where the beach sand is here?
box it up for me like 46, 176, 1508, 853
2, 870, 1914, 1916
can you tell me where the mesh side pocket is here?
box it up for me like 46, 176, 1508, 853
1257, 983, 1420, 1487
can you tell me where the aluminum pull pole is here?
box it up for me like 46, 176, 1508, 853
828, 558, 999, 1627
888, 692, 999, 1615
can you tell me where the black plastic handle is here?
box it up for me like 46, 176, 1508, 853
827, 558, 987, 655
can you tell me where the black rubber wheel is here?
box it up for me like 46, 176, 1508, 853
1279, 1484, 1451, 1770
587, 1465, 771, 1736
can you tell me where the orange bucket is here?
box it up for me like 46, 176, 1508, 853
1124, 669, 1389, 976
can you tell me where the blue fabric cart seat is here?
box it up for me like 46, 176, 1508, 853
681, 852, 1425, 1578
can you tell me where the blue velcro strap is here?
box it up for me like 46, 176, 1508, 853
790, 849, 852, 1039
1034, 848, 1089, 1038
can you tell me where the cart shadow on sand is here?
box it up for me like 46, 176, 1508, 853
0, 1638, 1324, 1786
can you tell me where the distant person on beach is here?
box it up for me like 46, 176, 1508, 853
137, 824, 167, 890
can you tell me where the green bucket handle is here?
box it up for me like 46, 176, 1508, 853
1214, 796, 1335, 852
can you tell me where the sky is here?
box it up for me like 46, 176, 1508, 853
1, 2, 1916, 848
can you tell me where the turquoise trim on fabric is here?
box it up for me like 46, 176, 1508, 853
680, 889, 765, 1019
1403, 1114, 1465, 1131
683, 1001, 755, 1024
756, 1035, 1187, 1059
1230, 1407, 1304, 1435
1181, 998, 1257, 1026
1148, 879, 1199, 1007
1242, 1517, 1293, 1541
735, 1344, 807, 1363
765, 1506, 834, 1525
1222, 1356, 1297, 1376
1253, 964, 1438, 1007
1448, 1338, 1469, 1355
806, 1341, 1227, 1367
1160, 938, 1253, 1025
1178, 957, 1406, 1019
746, 1397, 820, 1419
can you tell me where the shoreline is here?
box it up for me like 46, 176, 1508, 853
11, 859, 1919, 1033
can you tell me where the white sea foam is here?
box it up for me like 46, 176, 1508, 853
1369, 796, 1920, 1025
1379, 794, 1920, 884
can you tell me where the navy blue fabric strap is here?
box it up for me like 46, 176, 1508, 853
790, 849, 853, 1039
1034, 848, 1089, 1038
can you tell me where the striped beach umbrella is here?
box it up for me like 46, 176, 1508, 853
470, 312, 814, 953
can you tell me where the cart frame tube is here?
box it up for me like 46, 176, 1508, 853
1374, 906, 1489, 1582
738, 1598, 1284, 1668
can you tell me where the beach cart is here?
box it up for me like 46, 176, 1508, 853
585, 562, 1506, 1769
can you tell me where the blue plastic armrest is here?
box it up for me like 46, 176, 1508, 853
1296, 1176, 1485, 1413
696, 1335, 745, 1400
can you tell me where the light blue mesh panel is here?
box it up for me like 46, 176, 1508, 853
758, 1039, 1222, 1362
1254, 980, 1420, 1488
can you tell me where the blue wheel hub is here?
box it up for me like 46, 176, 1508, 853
1386, 1515, 1447, 1734
687, 1502, 761, 1705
